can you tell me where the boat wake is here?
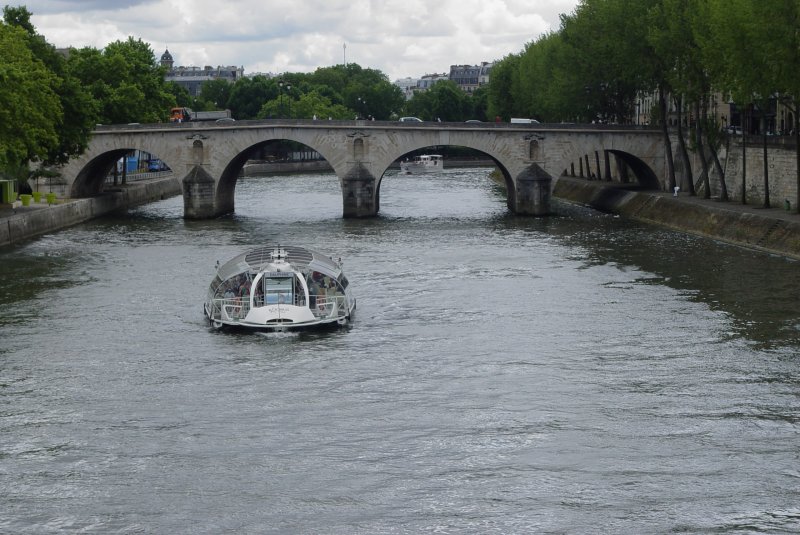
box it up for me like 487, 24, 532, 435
256, 330, 300, 339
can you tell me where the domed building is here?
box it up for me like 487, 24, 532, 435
160, 48, 174, 70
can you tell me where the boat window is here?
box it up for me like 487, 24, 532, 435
264, 277, 293, 305
215, 273, 251, 300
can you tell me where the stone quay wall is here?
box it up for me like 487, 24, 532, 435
680, 137, 799, 209
553, 176, 800, 261
1, 175, 181, 247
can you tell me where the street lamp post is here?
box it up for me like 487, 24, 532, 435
286, 82, 292, 118
278, 80, 284, 118
357, 97, 366, 119
584, 85, 590, 123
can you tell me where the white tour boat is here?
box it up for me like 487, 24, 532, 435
400, 154, 444, 174
204, 245, 356, 331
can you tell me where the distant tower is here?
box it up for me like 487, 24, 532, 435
160, 48, 174, 70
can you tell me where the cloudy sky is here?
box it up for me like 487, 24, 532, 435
22, 0, 580, 81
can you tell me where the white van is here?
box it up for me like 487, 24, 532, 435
510, 118, 540, 124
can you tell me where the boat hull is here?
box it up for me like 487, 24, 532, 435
204, 300, 356, 332
400, 154, 444, 174
400, 164, 444, 174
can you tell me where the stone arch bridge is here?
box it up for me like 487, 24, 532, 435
58, 120, 666, 219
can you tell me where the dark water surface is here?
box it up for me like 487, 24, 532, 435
1, 169, 799, 534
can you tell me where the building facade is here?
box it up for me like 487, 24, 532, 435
394, 62, 494, 97
160, 49, 244, 97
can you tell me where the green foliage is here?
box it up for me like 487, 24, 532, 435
487, 54, 519, 121
196, 78, 233, 111
67, 37, 175, 124
227, 63, 404, 120
464, 87, 489, 121
3, 5, 95, 167
227, 75, 276, 119
0, 21, 61, 172
257, 89, 352, 120
166, 81, 193, 108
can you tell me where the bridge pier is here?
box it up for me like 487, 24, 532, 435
182, 166, 231, 219
513, 164, 552, 216
341, 164, 379, 217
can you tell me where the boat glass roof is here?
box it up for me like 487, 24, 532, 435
215, 245, 341, 283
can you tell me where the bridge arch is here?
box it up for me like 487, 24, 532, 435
373, 138, 521, 213
552, 134, 663, 190
207, 133, 348, 216
605, 149, 660, 189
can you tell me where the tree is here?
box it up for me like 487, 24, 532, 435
465, 87, 489, 121
67, 37, 175, 124
227, 75, 275, 119
703, 0, 778, 205
487, 53, 519, 121
197, 78, 233, 111
742, 0, 800, 211
257, 89, 351, 120
0, 22, 61, 177
427, 80, 466, 121
403, 89, 432, 121
165, 81, 193, 108
558, 0, 654, 124
3, 5, 95, 169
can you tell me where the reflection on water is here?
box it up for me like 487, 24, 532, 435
1, 169, 799, 533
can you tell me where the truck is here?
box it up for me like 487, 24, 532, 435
170, 107, 232, 122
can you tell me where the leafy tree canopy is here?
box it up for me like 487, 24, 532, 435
67, 37, 175, 124
3, 5, 96, 169
0, 19, 61, 174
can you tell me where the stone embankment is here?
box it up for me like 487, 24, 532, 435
0, 175, 181, 247
553, 176, 800, 261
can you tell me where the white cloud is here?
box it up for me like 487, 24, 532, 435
24, 0, 580, 80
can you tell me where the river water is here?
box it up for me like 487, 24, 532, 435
1, 168, 799, 534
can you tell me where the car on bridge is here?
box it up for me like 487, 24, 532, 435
399, 117, 423, 122
148, 159, 167, 172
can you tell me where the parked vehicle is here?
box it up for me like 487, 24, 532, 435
148, 159, 167, 172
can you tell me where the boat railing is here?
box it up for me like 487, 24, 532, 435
210, 295, 346, 321
210, 297, 251, 321
312, 295, 348, 319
